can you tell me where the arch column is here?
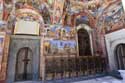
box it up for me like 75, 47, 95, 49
88, 31, 94, 56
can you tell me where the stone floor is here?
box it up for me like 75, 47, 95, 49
15, 76, 124, 83
74, 76, 123, 83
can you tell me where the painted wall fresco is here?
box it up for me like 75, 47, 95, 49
101, 3, 124, 32
43, 25, 77, 56
0, 32, 5, 71
43, 40, 77, 56
3, 0, 13, 21
43, 25, 76, 40
52, 0, 65, 24
0, 0, 3, 20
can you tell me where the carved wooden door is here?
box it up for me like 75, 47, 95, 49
15, 47, 33, 81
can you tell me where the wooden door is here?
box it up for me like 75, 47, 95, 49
15, 47, 33, 81
115, 44, 125, 69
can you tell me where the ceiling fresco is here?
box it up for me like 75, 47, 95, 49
0, 0, 122, 34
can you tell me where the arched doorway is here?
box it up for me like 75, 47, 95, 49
15, 47, 33, 81
115, 44, 125, 69
78, 28, 91, 56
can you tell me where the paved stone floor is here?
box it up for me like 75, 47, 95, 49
74, 76, 123, 83
15, 76, 124, 83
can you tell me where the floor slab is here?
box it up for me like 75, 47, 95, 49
14, 76, 124, 83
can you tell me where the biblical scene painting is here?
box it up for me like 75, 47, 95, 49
52, 0, 65, 23
43, 40, 77, 56
43, 25, 77, 56
43, 25, 76, 40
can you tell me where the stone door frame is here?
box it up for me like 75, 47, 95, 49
105, 29, 125, 71
6, 35, 40, 83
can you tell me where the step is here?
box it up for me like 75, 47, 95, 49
15, 81, 41, 83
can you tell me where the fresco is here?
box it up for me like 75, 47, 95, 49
52, 0, 65, 24
43, 25, 76, 40
102, 3, 123, 32
43, 40, 77, 56
0, 0, 3, 20
43, 25, 77, 56
0, 33, 5, 71
3, 0, 13, 21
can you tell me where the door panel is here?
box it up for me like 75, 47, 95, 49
115, 44, 125, 69
15, 47, 33, 81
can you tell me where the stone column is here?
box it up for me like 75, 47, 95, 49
0, 35, 10, 81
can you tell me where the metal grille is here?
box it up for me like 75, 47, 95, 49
45, 56, 107, 80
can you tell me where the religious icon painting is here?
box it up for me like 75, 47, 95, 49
43, 40, 51, 55
52, 0, 65, 24
3, 0, 13, 21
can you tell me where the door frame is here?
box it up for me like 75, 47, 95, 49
7, 35, 40, 83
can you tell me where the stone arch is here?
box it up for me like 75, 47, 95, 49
7, 8, 45, 36
15, 8, 44, 23
76, 24, 92, 33
74, 11, 96, 28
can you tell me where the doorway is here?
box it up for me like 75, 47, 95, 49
15, 47, 33, 81
115, 44, 125, 69
78, 28, 91, 56
7, 35, 40, 83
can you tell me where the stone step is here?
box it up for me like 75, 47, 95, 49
14, 74, 107, 83
15, 81, 41, 83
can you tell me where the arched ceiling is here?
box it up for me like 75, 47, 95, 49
72, 0, 123, 32
97, 0, 124, 33
3, 0, 124, 31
